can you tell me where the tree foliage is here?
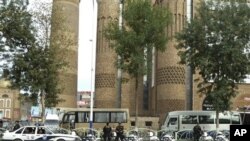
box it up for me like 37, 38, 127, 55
176, 0, 250, 112
104, 0, 172, 127
0, 1, 35, 64
104, 0, 171, 79
0, 1, 69, 118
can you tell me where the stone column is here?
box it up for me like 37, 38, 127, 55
50, 0, 79, 107
156, 0, 187, 124
95, 0, 119, 108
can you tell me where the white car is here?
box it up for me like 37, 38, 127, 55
1, 126, 81, 141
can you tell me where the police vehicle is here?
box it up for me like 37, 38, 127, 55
0, 125, 81, 141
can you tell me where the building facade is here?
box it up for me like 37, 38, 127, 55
95, 0, 250, 128
0, 79, 20, 120
95, 0, 187, 126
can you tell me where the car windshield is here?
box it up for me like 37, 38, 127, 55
44, 120, 59, 125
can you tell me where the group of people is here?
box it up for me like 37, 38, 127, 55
0, 120, 21, 131
103, 122, 124, 141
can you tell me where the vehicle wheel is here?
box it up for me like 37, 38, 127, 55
14, 139, 22, 141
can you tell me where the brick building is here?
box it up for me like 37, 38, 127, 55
94, 0, 250, 129
0, 79, 20, 120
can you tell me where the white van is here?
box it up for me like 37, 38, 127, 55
161, 111, 241, 132
44, 114, 60, 128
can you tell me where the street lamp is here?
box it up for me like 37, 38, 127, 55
89, 39, 94, 129
88, 0, 98, 129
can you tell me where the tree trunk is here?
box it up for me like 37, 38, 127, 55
40, 92, 45, 122
135, 77, 139, 129
216, 110, 219, 132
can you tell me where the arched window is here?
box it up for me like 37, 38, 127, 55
5, 109, 10, 118
6, 99, 11, 108
0, 109, 3, 118
0, 99, 4, 108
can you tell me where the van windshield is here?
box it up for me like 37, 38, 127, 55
44, 120, 59, 125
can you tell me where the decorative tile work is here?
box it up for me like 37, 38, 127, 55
157, 66, 185, 85
95, 73, 116, 88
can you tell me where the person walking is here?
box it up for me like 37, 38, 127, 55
193, 122, 203, 141
115, 122, 124, 141
103, 122, 112, 141
13, 120, 21, 131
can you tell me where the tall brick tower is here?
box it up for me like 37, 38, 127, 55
155, 0, 187, 123
95, 0, 188, 122
95, 0, 137, 115
95, 0, 120, 108
50, 0, 79, 107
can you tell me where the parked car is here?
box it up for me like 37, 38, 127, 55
0, 125, 81, 141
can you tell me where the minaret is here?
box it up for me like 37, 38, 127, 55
156, 0, 187, 123
95, 0, 137, 115
95, 0, 120, 108
50, 0, 79, 107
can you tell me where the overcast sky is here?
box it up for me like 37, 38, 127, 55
78, 0, 97, 91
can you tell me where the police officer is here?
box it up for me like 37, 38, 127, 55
115, 122, 124, 141
193, 122, 203, 141
13, 120, 21, 131
103, 122, 112, 141
0, 120, 3, 128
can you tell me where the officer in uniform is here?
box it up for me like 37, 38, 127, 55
103, 122, 112, 141
115, 122, 124, 141
193, 123, 203, 141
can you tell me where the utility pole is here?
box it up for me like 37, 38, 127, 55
116, 0, 124, 108
90, 0, 98, 129
186, 0, 193, 110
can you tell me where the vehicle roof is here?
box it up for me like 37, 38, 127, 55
46, 114, 59, 120
167, 110, 239, 116
18, 125, 46, 128
65, 108, 129, 113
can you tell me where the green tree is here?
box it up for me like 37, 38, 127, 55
176, 0, 250, 130
0, 1, 70, 120
104, 0, 172, 127
0, 1, 34, 66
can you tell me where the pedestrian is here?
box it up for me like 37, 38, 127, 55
69, 119, 76, 130
0, 120, 3, 128
103, 122, 112, 141
115, 122, 124, 141
13, 120, 21, 131
193, 122, 203, 141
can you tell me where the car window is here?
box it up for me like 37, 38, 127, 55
37, 127, 46, 134
23, 127, 36, 134
15, 127, 24, 134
